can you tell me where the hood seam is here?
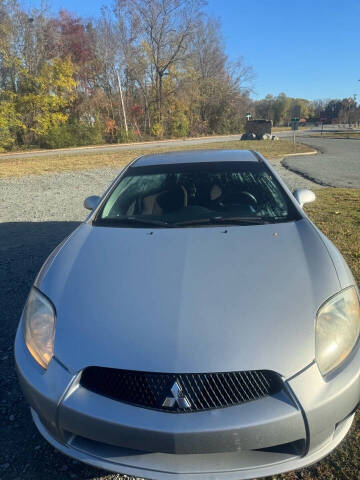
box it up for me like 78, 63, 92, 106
307, 221, 342, 290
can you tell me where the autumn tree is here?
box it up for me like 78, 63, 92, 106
16, 56, 77, 145
188, 16, 253, 134
4, 0, 350, 150
255, 94, 314, 125
0, 91, 23, 150
115, 0, 203, 127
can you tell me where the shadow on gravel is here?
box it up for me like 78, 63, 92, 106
0, 222, 106, 480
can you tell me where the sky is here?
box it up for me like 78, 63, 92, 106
28, 0, 360, 101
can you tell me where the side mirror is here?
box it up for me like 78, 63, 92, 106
292, 188, 316, 208
84, 195, 101, 211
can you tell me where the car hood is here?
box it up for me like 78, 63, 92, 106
37, 220, 340, 378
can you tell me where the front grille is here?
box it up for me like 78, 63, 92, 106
80, 367, 282, 413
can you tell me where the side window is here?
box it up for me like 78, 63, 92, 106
101, 174, 167, 218
102, 177, 135, 217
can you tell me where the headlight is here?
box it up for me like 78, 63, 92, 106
22, 288, 56, 369
316, 286, 360, 376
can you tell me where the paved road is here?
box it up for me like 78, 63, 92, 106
3, 128, 359, 189
0, 134, 244, 159
0, 131, 297, 159
282, 134, 360, 188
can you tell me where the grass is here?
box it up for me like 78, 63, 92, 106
305, 189, 360, 284
310, 132, 360, 139
273, 126, 307, 132
0, 139, 313, 178
273, 188, 360, 480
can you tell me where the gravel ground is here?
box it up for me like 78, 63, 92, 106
282, 136, 360, 188
0, 158, 319, 224
0, 161, 319, 480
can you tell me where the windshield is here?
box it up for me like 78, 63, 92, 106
95, 161, 300, 227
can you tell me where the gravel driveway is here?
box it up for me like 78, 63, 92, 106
0, 160, 319, 480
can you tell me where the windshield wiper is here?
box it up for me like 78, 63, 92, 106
98, 216, 173, 228
211, 216, 277, 225
98, 215, 286, 228
173, 216, 277, 226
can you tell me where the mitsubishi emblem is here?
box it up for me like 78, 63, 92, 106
162, 381, 191, 409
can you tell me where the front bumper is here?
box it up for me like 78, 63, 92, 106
15, 327, 360, 480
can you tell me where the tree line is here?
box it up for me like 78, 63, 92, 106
0, 0, 359, 152
253, 94, 360, 126
0, 0, 254, 151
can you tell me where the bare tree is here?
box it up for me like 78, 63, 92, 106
115, 0, 203, 123
191, 17, 226, 81
189, 16, 254, 133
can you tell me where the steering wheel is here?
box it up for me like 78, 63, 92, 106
217, 190, 258, 211
239, 191, 258, 209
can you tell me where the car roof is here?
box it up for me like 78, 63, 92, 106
133, 149, 260, 167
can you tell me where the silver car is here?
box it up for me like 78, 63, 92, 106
15, 150, 360, 480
